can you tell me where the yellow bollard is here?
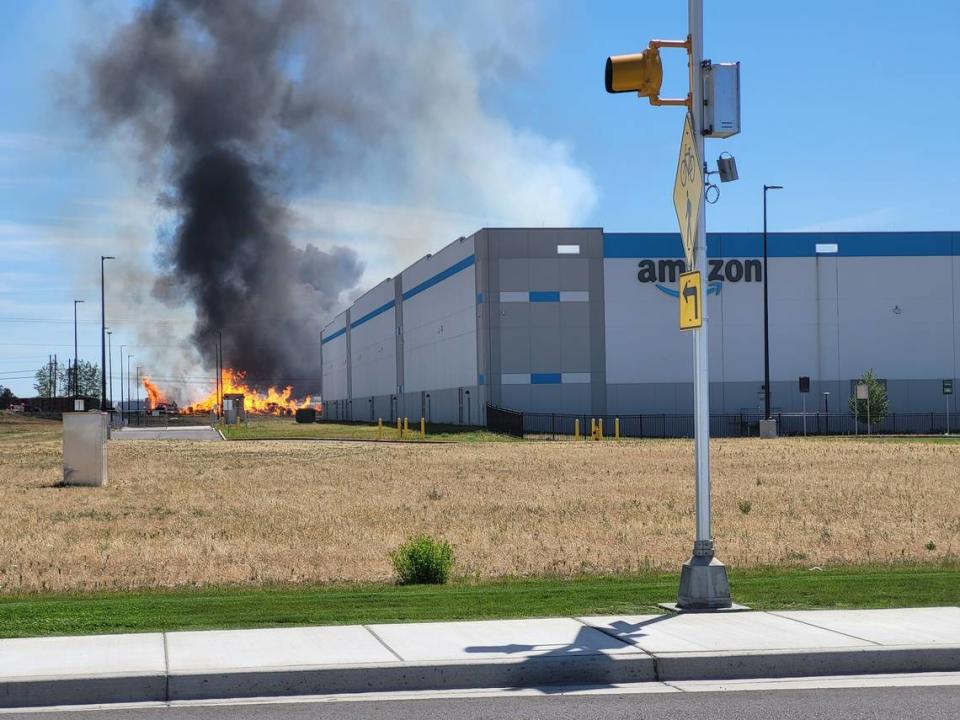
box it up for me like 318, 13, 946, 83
397, 417, 401, 437
590, 418, 596, 440
420, 417, 425, 440
378, 418, 383, 440
404, 417, 409, 436
598, 418, 603, 441
574, 418, 580, 440
615, 417, 620, 440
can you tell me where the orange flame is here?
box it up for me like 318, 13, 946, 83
142, 376, 167, 410
183, 369, 312, 415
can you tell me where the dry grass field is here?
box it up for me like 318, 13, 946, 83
0, 413, 957, 594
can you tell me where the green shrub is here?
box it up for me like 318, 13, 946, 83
391, 535, 454, 585
738, 499, 752, 515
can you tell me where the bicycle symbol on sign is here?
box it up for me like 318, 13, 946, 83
679, 144, 696, 189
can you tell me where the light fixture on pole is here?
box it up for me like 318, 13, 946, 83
73, 299, 85, 397
100, 256, 115, 410
760, 184, 783, 438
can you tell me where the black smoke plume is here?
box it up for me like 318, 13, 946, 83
85, 0, 364, 393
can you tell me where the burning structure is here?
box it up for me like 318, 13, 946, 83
142, 372, 312, 416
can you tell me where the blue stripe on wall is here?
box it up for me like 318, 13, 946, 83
350, 299, 395, 330
531, 373, 562, 385
402, 255, 476, 301
321, 326, 346, 345
603, 232, 960, 258
478, 373, 485, 385
477, 292, 483, 304
529, 291, 561, 302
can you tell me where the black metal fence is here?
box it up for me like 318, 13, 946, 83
491, 407, 960, 439
486, 404, 524, 437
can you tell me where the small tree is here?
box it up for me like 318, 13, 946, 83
849, 369, 888, 427
34, 364, 57, 397
0, 386, 16, 409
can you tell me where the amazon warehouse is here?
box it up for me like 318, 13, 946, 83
319, 229, 960, 433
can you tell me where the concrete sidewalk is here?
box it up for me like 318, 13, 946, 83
0, 608, 958, 708
110, 426, 222, 441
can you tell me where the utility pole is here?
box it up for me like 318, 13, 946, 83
53, 354, 57, 397
100, 256, 115, 409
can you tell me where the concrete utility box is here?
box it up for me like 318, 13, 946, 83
63, 412, 108, 486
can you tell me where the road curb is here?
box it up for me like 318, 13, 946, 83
168, 654, 656, 701
654, 645, 960, 682
0, 673, 166, 709
2, 646, 959, 708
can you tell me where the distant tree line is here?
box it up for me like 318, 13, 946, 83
33, 361, 101, 398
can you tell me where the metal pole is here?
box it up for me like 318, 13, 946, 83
73, 299, 84, 396
802, 394, 807, 436
100, 256, 114, 409
127, 354, 133, 421
120, 345, 125, 421
763, 188, 769, 419
136, 365, 141, 424
675, 0, 732, 610
107, 331, 113, 411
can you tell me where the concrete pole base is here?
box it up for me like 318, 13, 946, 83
675, 554, 733, 610
759, 418, 778, 438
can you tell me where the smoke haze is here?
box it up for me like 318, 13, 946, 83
83, 0, 595, 396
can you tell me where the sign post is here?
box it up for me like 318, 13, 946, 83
856, 382, 869, 434
672, 0, 733, 611
944, 380, 953, 435
799, 376, 810, 436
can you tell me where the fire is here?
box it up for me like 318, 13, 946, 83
142, 370, 313, 416
142, 377, 166, 409
186, 369, 312, 415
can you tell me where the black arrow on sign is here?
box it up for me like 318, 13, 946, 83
683, 280, 698, 320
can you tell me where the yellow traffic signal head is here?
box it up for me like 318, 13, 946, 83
605, 48, 663, 96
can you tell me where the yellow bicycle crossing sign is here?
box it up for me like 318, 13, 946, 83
673, 113, 703, 266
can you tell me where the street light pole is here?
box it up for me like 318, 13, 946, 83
127, 354, 134, 419
73, 299, 85, 396
762, 185, 782, 425
120, 344, 126, 419
107, 330, 113, 411
100, 256, 115, 410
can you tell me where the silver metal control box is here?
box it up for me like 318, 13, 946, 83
63, 412, 108, 486
703, 61, 740, 138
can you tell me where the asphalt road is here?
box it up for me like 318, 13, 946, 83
8, 686, 960, 720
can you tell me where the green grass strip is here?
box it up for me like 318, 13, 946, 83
0, 565, 956, 638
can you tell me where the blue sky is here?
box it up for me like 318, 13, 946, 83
1, 1, 958, 397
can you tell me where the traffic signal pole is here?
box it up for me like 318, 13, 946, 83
675, 0, 733, 610
605, 0, 736, 609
